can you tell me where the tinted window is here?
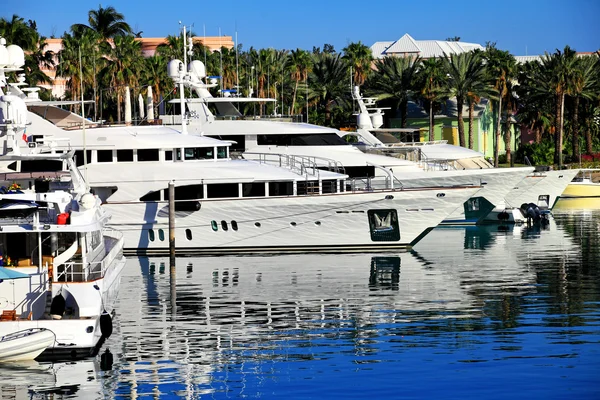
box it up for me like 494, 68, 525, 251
269, 181, 293, 196
74, 150, 92, 167
184, 147, 214, 160
138, 148, 159, 161
165, 151, 173, 161
217, 146, 228, 159
207, 183, 238, 199
117, 149, 134, 162
242, 182, 265, 197
97, 150, 113, 163
257, 133, 347, 146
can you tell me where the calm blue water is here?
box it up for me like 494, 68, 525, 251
1, 201, 599, 399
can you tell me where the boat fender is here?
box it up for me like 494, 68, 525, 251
100, 310, 113, 338
100, 348, 114, 371
50, 293, 66, 318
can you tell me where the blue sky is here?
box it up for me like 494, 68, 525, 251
4, 0, 600, 55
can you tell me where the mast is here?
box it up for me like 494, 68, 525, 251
180, 25, 188, 135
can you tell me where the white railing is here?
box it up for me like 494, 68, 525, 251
55, 229, 124, 283
243, 152, 346, 180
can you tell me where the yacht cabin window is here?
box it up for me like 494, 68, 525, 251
207, 183, 238, 199
176, 147, 215, 161
74, 150, 92, 167
165, 151, 173, 161
117, 149, 134, 162
257, 133, 348, 146
97, 150, 113, 163
242, 182, 266, 197
217, 146, 228, 159
137, 149, 160, 162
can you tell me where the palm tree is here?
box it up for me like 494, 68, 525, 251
342, 41, 373, 87
516, 61, 553, 145
308, 52, 349, 126
288, 49, 312, 115
100, 35, 142, 122
71, 5, 132, 40
483, 44, 517, 166
538, 46, 578, 168
0, 15, 38, 50
23, 36, 55, 86
444, 51, 487, 148
569, 55, 598, 159
56, 31, 98, 112
367, 55, 420, 128
142, 55, 169, 115
416, 57, 447, 141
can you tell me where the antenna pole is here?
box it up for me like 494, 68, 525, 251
180, 25, 188, 135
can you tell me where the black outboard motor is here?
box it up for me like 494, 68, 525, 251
520, 202, 541, 226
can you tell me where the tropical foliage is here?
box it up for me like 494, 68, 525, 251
3, 6, 600, 167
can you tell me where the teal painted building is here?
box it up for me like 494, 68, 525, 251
389, 98, 517, 160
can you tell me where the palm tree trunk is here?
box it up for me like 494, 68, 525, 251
456, 96, 465, 148
429, 101, 434, 142
585, 126, 593, 155
494, 94, 502, 167
555, 92, 565, 168
572, 96, 580, 160
504, 116, 512, 165
468, 100, 474, 150
400, 100, 408, 128
291, 80, 299, 115
535, 125, 542, 144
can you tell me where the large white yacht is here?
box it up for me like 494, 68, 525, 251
344, 86, 579, 217
0, 62, 126, 361
0, 37, 482, 256
160, 59, 536, 225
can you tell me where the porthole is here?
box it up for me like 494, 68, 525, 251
221, 220, 228, 231
290, 222, 297, 227
314, 221, 321, 226
255, 222, 261, 228
211, 220, 218, 231
436, 193, 446, 198
185, 229, 192, 240
158, 229, 165, 241
231, 221, 238, 231
148, 229, 155, 242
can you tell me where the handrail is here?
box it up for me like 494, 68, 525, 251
243, 152, 348, 181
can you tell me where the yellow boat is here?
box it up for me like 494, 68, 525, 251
562, 169, 600, 198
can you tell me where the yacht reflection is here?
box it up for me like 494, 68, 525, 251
0, 359, 101, 398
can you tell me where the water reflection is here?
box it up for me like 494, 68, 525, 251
1, 212, 598, 399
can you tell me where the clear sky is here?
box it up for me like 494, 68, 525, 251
4, 0, 600, 55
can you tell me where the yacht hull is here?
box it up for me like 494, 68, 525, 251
505, 169, 580, 209
105, 187, 480, 255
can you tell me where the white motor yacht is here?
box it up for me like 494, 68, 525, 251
159, 59, 535, 225
0, 45, 126, 361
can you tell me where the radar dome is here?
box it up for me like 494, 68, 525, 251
79, 193, 96, 210
188, 60, 206, 79
6, 45, 25, 67
167, 59, 184, 79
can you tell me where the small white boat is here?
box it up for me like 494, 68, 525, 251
0, 328, 55, 362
